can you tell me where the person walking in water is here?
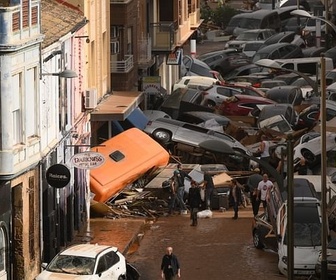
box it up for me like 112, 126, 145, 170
161, 246, 181, 279
188, 180, 202, 226
172, 164, 193, 214
229, 179, 242, 220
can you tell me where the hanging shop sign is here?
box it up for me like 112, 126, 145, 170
46, 164, 71, 189
70, 151, 105, 169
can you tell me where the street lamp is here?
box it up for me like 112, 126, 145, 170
290, 9, 336, 48
290, 9, 336, 34
256, 56, 328, 280
41, 69, 78, 78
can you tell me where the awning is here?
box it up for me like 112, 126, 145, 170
91, 91, 144, 121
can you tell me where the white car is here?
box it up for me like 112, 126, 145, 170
172, 76, 219, 92
35, 244, 127, 280
293, 131, 336, 166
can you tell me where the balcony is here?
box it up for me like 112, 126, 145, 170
150, 22, 176, 52
111, 55, 134, 73
138, 37, 154, 69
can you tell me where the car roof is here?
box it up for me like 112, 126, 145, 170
246, 9, 279, 18
283, 178, 319, 199
240, 28, 274, 33
256, 42, 297, 52
229, 94, 273, 102
60, 244, 116, 258
181, 111, 231, 124
266, 85, 300, 91
197, 49, 239, 59
264, 31, 296, 45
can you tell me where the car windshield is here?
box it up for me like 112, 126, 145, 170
252, 53, 269, 62
47, 255, 95, 275
228, 17, 242, 27
244, 42, 263, 51
284, 203, 321, 247
239, 18, 261, 29
236, 32, 260, 40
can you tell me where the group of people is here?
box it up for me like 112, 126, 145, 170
169, 163, 248, 223
168, 164, 215, 226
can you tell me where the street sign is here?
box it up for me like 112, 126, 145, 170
46, 164, 71, 188
70, 151, 105, 169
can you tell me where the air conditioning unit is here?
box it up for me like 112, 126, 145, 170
84, 88, 97, 109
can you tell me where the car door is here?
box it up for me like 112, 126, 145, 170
269, 49, 281, 59
95, 251, 122, 279
173, 122, 210, 147
214, 86, 241, 105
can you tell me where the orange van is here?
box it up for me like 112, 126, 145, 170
90, 128, 170, 202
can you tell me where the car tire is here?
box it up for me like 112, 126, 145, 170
253, 228, 264, 249
207, 100, 216, 108
152, 129, 171, 144
301, 149, 316, 164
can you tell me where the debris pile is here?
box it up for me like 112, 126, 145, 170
91, 189, 172, 219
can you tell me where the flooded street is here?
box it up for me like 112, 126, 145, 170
126, 208, 288, 280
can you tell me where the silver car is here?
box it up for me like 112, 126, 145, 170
143, 117, 251, 157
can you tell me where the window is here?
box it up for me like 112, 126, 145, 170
105, 251, 120, 267
26, 67, 37, 137
96, 257, 107, 274
111, 26, 119, 38
216, 87, 233, 97
111, 41, 119, 54
12, 74, 22, 145
127, 27, 132, 55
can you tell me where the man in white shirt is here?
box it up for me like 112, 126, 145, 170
256, 173, 273, 214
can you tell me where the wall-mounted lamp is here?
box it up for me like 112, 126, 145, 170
75, 35, 90, 44
41, 69, 78, 78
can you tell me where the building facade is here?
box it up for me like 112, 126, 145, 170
0, 0, 44, 278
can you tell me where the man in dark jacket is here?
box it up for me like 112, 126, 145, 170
229, 179, 242, 220
203, 173, 214, 210
161, 246, 181, 279
247, 170, 263, 216
172, 164, 193, 213
188, 180, 202, 226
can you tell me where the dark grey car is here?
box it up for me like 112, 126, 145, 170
143, 117, 251, 157
252, 42, 304, 63
265, 85, 303, 106
198, 49, 251, 76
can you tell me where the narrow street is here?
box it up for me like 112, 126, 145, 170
126, 206, 285, 280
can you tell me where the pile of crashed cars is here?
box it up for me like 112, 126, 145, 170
92, 29, 336, 218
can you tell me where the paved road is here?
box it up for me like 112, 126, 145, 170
126, 207, 287, 280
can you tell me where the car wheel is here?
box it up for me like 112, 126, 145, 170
253, 228, 264, 249
152, 129, 171, 144
207, 100, 216, 108
301, 149, 316, 164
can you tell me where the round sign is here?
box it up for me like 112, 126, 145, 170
46, 164, 71, 188
70, 151, 105, 169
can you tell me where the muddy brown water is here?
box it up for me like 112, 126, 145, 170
126, 208, 297, 280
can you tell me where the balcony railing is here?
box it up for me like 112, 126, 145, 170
150, 22, 176, 52
111, 55, 134, 73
